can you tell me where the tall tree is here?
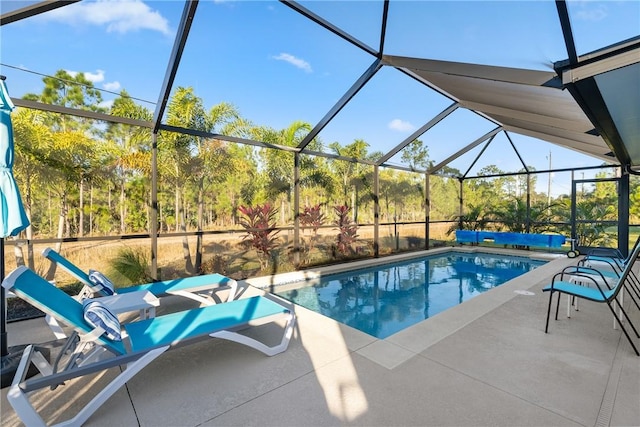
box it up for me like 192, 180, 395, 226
41, 130, 96, 279
328, 139, 372, 222
20, 70, 106, 277
107, 90, 153, 234
12, 107, 54, 267
255, 121, 312, 224
160, 86, 208, 274
216, 143, 259, 225
190, 102, 245, 271
401, 139, 432, 171
26, 69, 105, 133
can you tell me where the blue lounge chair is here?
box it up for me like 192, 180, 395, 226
3, 266, 296, 426
43, 248, 237, 306
542, 238, 640, 356
578, 237, 640, 301
581, 236, 640, 271
565, 237, 640, 312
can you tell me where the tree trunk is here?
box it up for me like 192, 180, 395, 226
89, 184, 93, 236
45, 192, 67, 281
175, 179, 180, 233
351, 189, 357, 223
64, 200, 71, 238
195, 178, 204, 273
79, 178, 84, 237
120, 180, 126, 233
146, 190, 150, 234
180, 186, 194, 274
48, 190, 52, 235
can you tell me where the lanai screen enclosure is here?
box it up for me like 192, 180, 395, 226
0, 1, 638, 280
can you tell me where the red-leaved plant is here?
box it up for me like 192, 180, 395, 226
299, 204, 325, 254
238, 204, 280, 268
333, 205, 358, 257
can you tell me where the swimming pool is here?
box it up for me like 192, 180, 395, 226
274, 251, 546, 339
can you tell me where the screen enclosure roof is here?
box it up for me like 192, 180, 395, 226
1, 1, 638, 175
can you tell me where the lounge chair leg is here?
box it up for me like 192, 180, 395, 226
605, 301, 640, 356
7, 345, 168, 427
614, 290, 624, 330
614, 297, 640, 339
624, 281, 640, 311
545, 291, 554, 333
555, 292, 561, 321
210, 312, 296, 357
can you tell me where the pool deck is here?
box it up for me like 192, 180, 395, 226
2, 247, 639, 426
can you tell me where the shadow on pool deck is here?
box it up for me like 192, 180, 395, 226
2, 248, 639, 426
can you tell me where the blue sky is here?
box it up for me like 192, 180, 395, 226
1, 0, 638, 194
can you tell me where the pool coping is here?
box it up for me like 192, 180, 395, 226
243, 245, 562, 288
241, 246, 573, 369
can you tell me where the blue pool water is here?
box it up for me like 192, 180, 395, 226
274, 252, 546, 339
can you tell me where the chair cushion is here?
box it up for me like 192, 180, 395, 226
83, 299, 121, 341
88, 270, 116, 296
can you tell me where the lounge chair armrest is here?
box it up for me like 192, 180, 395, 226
547, 272, 566, 289
587, 248, 623, 258
580, 256, 622, 272
560, 266, 612, 288
562, 265, 602, 276
553, 269, 600, 287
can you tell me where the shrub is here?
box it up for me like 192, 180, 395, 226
108, 247, 152, 286
447, 203, 488, 236
299, 204, 325, 262
333, 205, 358, 257
238, 204, 280, 268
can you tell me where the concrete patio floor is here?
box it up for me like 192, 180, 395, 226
2, 248, 639, 426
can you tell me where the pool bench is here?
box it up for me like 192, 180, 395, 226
455, 230, 566, 249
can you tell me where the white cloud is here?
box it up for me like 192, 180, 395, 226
572, 3, 608, 22
272, 53, 312, 73
66, 70, 122, 94
388, 119, 415, 132
84, 70, 106, 83
66, 69, 105, 83
43, 0, 172, 35
103, 81, 121, 91
98, 99, 114, 110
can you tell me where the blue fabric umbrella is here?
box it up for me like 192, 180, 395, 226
1, 76, 30, 368
1, 78, 29, 238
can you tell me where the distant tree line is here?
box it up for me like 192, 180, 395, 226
11, 70, 636, 255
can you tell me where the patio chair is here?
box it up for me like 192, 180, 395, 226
542, 238, 640, 356
3, 265, 295, 427
580, 235, 640, 275
43, 247, 237, 305
579, 237, 640, 303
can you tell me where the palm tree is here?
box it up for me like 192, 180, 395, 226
255, 120, 312, 224
160, 87, 208, 274
488, 197, 559, 234
447, 203, 489, 238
